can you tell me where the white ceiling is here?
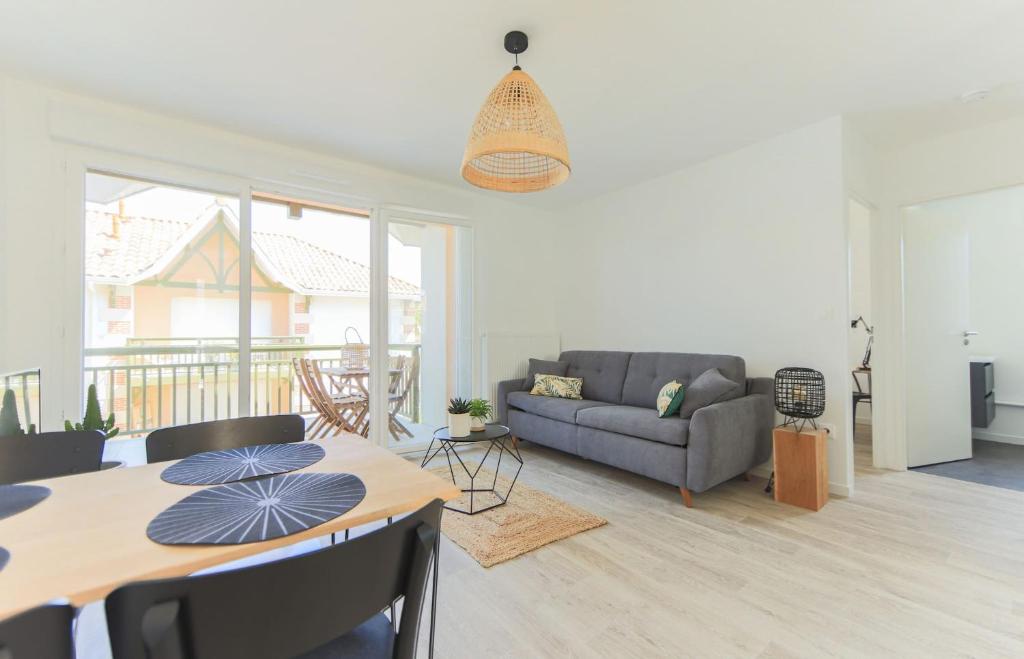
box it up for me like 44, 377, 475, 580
1, 1, 1023, 208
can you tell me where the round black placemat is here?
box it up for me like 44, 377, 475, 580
161, 442, 326, 485
147, 472, 366, 545
0, 547, 8, 572
0, 484, 51, 520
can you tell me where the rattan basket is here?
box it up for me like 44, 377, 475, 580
341, 327, 369, 370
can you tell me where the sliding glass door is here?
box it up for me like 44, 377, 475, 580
82, 171, 471, 452
249, 194, 373, 431
385, 214, 473, 449
83, 172, 241, 437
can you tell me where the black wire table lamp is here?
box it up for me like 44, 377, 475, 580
774, 367, 826, 431
767, 367, 826, 495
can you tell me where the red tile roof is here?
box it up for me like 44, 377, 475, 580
85, 206, 420, 297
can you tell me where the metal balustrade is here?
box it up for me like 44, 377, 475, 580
82, 342, 421, 437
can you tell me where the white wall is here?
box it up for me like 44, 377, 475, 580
553, 117, 855, 494
873, 115, 1024, 468
0, 74, 560, 430
848, 199, 873, 422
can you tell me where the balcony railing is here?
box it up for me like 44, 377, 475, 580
1, 367, 41, 433
83, 341, 421, 437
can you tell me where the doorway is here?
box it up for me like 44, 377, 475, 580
385, 214, 473, 451
848, 199, 875, 465
903, 184, 1024, 491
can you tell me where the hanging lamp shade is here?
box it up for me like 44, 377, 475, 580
461, 59, 570, 192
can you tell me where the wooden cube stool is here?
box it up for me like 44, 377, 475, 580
772, 426, 829, 511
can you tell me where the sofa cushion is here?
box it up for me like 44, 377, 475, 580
559, 350, 632, 403
656, 381, 685, 417
576, 405, 690, 447
620, 352, 746, 409
679, 368, 745, 419
530, 374, 584, 400
508, 409, 580, 455
507, 391, 612, 424
522, 358, 569, 391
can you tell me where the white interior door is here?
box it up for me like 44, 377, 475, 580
904, 206, 973, 467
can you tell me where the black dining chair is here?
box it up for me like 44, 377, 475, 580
106, 499, 442, 659
852, 370, 872, 421
0, 430, 106, 485
145, 414, 306, 463
0, 603, 75, 659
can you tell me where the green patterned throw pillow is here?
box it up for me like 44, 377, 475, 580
656, 381, 685, 418
530, 374, 584, 400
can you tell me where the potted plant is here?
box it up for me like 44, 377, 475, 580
65, 384, 122, 468
447, 397, 472, 437
468, 398, 492, 432
65, 384, 119, 439
0, 389, 35, 436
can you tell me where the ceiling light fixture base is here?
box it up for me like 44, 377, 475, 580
504, 31, 528, 55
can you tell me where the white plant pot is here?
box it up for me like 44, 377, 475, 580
470, 416, 486, 432
449, 413, 471, 437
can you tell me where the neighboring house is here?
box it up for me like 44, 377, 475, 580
85, 202, 421, 348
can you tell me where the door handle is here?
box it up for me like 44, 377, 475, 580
963, 331, 979, 337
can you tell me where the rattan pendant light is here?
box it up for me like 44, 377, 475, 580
461, 31, 570, 193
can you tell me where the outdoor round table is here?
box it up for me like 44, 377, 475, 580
420, 424, 524, 515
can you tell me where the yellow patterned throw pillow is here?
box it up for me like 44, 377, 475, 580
530, 374, 584, 400
656, 381, 685, 418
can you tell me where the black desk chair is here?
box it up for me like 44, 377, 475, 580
106, 499, 442, 659
146, 414, 306, 464
852, 370, 872, 421
0, 430, 105, 485
0, 604, 75, 659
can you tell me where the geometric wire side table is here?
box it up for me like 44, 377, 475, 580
420, 424, 524, 515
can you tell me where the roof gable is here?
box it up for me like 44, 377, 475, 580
85, 204, 420, 298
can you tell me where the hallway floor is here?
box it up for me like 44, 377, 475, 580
911, 438, 1024, 492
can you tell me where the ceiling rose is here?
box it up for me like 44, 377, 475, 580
461, 31, 570, 193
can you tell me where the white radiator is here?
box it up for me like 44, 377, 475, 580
482, 332, 560, 405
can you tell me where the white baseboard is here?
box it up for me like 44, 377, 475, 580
828, 482, 852, 497
972, 429, 1024, 446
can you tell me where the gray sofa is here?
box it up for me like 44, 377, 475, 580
496, 350, 774, 506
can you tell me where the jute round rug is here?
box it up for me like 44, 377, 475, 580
430, 465, 606, 568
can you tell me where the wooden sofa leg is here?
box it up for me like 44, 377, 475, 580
679, 487, 693, 508
510, 435, 520, 449
743, 472, 752, 481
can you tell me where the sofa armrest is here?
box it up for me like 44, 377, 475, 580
496, 378, 526, 425
686, 391, 774, 492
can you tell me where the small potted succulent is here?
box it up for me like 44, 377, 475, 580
447, 397, 472, 437
65, 384, 122, 469
468, 398, 492, 432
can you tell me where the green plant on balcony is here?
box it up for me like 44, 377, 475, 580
0, 389, 35, 435
64, 384, 119, 439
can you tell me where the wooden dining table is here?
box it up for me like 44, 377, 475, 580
0, 435, 459, 655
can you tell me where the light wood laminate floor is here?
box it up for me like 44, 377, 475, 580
421, 424, 1024, 657
77, 425, 1024, 657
